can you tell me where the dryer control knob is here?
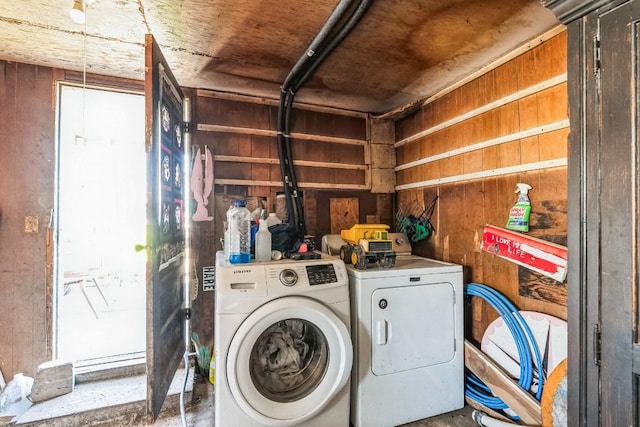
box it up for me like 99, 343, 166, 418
279, 269, 298, 286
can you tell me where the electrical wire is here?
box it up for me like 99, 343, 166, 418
179, 351, 191, 427
464, 283, 545, 421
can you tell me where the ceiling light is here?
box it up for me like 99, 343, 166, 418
70, 0, 85, 24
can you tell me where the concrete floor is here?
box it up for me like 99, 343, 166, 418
12, 371, 480, 427
158, 376, 480, 427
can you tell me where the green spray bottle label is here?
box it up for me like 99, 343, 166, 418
506, 183, 532, 232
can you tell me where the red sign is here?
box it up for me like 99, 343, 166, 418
481, 225, 568, 282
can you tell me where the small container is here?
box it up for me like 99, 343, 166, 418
209, 354, 215, 385
255, 219, 272, 262
227, 199, 251, 264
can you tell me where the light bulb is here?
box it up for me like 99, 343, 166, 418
70, 0, 85, 24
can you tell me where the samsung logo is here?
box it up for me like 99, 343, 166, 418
233, 269, 252, 274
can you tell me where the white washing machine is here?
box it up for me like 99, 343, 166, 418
214, 252, 353, 427
323, 234, 464, 427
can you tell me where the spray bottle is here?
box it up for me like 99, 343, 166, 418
506, 183, 532, 232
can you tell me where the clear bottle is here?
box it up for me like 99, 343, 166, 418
255, 218, 272, 262
227, 199, 251, 264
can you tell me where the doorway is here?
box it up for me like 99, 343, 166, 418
54, 84, 146, 363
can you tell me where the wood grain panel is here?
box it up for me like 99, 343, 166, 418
0, 62, 54, 378
539, 128, 569, 161
515, 46, 539, 90
329, 198, 359, 235
0, 62, 18, 378
537, 84, 568, 123
520, 136, 541, 164
518, 94, 539, 129
463, 150, 483, 175
533, 31, 568, 82
496, 140, 521, 168
389, 33, 568, 333
494, 58, 520, 96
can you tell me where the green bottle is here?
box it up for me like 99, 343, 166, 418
506, 183, 532, 232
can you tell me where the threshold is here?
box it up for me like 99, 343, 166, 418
14, 367, 193, 427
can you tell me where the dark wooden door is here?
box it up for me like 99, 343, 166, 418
546, 0, 640, 424
598, 1, 639, 424
144, 34, 186, 422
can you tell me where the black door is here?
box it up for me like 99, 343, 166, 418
144, 34, 187, 422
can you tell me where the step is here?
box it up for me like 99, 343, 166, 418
13, 368, 194, 427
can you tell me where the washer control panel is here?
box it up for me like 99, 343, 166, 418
305, 263, 338, 285
269, 260, 344, 288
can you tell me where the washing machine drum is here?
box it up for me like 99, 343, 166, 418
226, 296, 352, 426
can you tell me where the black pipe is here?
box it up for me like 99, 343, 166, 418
278, 0, 360, 235
276, 90, 296, 226
282, 90, 304, 234
290, 0, 373, 93
277, 0, 373, 239
281, 0, 357, 93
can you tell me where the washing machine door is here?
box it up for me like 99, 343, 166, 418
226, 295, 352, 426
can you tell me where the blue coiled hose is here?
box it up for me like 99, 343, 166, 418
464, 283, 545, 420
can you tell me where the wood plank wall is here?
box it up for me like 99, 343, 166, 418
191, 92, 393, 349
0, 61, 390, 376
394, 32, 568, 343
192, 92, 391, 236
0, 63, 147, 379
0, 61, 55, 379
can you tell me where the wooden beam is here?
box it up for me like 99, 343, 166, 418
197, 123, 366, 146
215, 179, 368, 190
213, 155, 367, 170
395, 120, 569, 172
395, 159, 567, 190
394, 75, 567, 148
195, 88, 368, 118
464, 340, 542, 425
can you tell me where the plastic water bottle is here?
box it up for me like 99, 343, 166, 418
227, 199, 251, 264
223, 221, 230, 261
255, 218, 272, 262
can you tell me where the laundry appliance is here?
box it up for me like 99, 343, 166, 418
214, 252, 353, 427
323, 234, 464, 427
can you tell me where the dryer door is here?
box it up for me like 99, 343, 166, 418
371, 281, 456, 375
226, 296, 352, 426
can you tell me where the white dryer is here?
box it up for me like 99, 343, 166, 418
323, 234, 464, 427
214, 252, 353, 427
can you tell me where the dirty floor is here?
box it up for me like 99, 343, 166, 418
155, 376, 479, 427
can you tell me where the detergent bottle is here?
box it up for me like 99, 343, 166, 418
506, 183, 532, 232
254, 217, 272, 262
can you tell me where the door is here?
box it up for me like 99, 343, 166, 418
226, 296, 352, 426
568, 1, 640, 424
370, 282, 456, 376
55, 84, 147, 362
598, 1, 640, 424
144, 34, 188, 422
